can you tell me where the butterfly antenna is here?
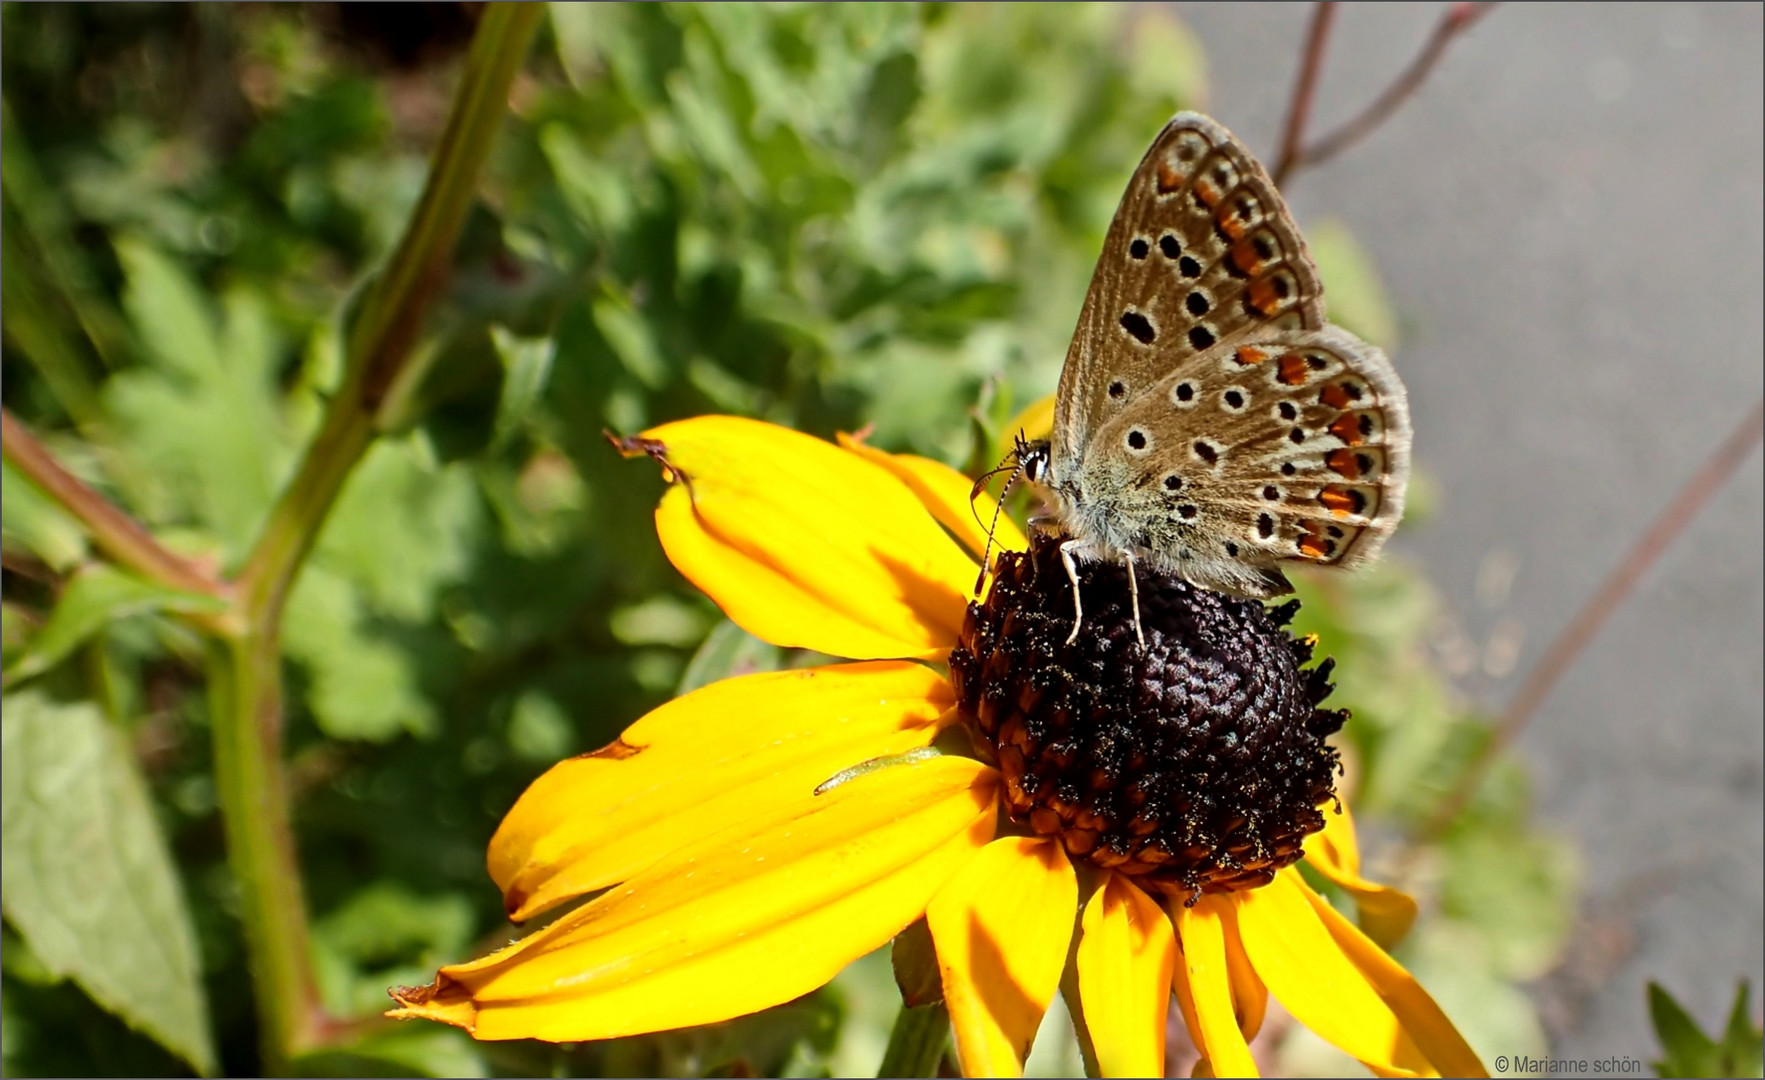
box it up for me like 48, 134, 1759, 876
971, 444, 1028, 596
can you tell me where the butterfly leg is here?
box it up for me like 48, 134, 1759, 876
1124, 550, 1146, 650
1060, 539, 1085, 645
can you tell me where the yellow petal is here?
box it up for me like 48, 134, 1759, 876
639, 416, 976, 659
490, 661, 953, 921
1171, 895, 1259, 1079
837, 434, 1028, 562
1305, 797, 1364, 876
1304, 800, 1418, 948
1235, 870, 1433, 1076
927, 836, 1077, 1078
1075, 872, 1176, 1078
1301, 884, 1487, 1078
1219, 905, 1268, 1041
389, 756, 998, 1041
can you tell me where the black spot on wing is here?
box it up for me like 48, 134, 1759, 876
1120, 311, 1156, 345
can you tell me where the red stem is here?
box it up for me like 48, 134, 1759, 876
1, 407, 227, 600
1273, 2, 1339, 187
1298, 4, 1498, 181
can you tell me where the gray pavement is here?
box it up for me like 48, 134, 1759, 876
1177, 1, 1764, 1065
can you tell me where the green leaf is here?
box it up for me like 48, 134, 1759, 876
283, 565, 436, 742
105, 248, 290, 550
507, 690, 576, 762
1, 603, 33, 667
1126, 7, 1210, 114
1651, 981, 1765, 1079
1651, 981, 1724, 1078
313, 435, 480, 623
1, 458, 90, 572
1440, 812, 1578, 982
676, 618, 782, 695
295, 1027, 488, 1079
311, 880, 475, 1019
490, 325, 557, 451
113, 235, 223, 379
0, 692, 216, 1075
1, 564, 225, 687
592, 293, 670, 389
1722, 982, 1765, 1078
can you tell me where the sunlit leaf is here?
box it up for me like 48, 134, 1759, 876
1, 564, 224, 687
0, 692, 216, 1075
1, 458, 89, 572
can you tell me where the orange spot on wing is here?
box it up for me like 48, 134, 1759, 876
1317, 485, 1362, 518
1246, 278, 1282, 317
1277, 353, 1310, 386
1328, 413, 1367, 446
1318, 383, 1354, 409
1157, 159, 1184, 193
1325, 449, 1362, 478
1195, 179, 1221, 207
1234, 346, 1268, 367
1231, 240, 1263, 275
1216, 211, 1246, 240
1296, 520, 1332, 559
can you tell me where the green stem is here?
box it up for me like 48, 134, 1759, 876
878, 1003, 951, 1079
235, 1, 544, 620
4, 8, 543, 1071
207, 630, 317, 1073
211, 5, 542, 1071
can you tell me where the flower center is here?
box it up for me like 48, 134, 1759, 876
949, 534, 1347, 895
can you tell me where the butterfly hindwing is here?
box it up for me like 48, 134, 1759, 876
1080, 326, 1410, 585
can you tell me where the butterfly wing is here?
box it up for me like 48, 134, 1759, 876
1051, 112, 1326, 469
1082, 325, 1411, 590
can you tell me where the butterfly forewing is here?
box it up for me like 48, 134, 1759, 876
1052, 113, 1326, 463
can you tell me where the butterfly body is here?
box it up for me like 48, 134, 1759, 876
1023, 112, 1411, 610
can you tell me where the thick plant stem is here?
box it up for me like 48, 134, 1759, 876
207, 630, 318, 1073
208, 5, 543, 1072
877, 1002, 951, 1078
236, 1, 544, 622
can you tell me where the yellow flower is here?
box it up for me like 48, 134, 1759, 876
389, 416, 1485, 1079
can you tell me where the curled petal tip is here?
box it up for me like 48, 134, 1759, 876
605, 429, 694, 493
387, 975, 479, 1033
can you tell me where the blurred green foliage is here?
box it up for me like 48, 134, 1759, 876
1649, 981, 1764, 1079
2, 4, 1576, 1077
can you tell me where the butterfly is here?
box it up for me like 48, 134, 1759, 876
1005, 112, 1412, 645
